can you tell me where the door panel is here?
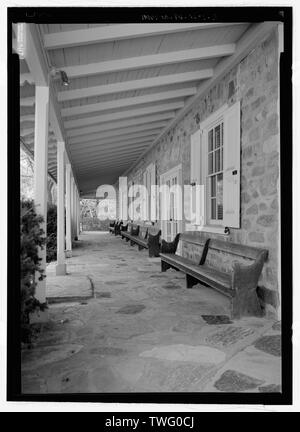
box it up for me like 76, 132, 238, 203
160, 166, 182, 241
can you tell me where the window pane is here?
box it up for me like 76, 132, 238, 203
217, 173, 223, 220
217, 204, 223, 220
208, 129, 213, 151
221, 123, 224, 146
208, 152, 213, 174
215, 125, 221, 148
211, 175, 216, 197
220, 147, 223, 171
211, 198, 216, 220
215, 149, 221, 172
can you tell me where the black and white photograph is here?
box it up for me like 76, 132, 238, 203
3, 2, 296, 411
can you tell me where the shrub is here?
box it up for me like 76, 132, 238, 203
46, 203, 57, 263
21, 199, 47, 343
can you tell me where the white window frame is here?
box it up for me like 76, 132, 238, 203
189, 103, 240, 235
205, 117, 225, 226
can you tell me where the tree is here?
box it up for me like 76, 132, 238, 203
21, 199, 47, 343
20, 147, 57, 204
80, 199, 100, 218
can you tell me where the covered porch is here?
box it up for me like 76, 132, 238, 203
15, 20, 282, 394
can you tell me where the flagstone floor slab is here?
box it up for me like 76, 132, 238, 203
22, 232, 281, 394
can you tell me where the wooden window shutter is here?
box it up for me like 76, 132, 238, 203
223, 100, 241, 228
190, 129, 201, 185
190, 129, 204, 225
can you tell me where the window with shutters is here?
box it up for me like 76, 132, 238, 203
207, 122, 224, 224
190, 101, 241, 233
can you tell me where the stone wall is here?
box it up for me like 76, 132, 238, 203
123, 29, 280, 316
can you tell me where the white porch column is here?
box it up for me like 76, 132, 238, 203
74, 182, 77, 237
77, 191, 80, 236
65, 163, 72, 256
33, 85, 49, 304
71, 176, 75, 239
75, 188, 79, 239
73, 180, 77, 239
56, 141, 66, 275
78, 192, 81, 235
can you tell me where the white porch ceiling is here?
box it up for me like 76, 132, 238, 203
18, 22, 269, 196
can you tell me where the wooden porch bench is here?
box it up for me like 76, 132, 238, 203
109, 220, 116, 234
132, 225, 148, 250
121, 222, 134, 242
128, 224, 140, 246
132, 225, 162, 257
121, 222, 161, 257
120, 221, 128, 236
113, 220, 122, 236
160, 231, 268, 319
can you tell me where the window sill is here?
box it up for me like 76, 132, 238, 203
186, 223, 229, 236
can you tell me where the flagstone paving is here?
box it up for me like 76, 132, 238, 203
22, 231, 282, 393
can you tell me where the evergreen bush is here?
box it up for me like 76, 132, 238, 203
21, 199, 47, 343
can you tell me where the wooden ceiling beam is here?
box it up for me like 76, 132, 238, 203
77, 163, 138, 176
77, 163, 136, 176
20, 96, 35, 106
57, 69, 213, 102
67, 112, 175, 138
44, 23, 241, 50
68, 121, 168, 144
61, 87, 197, 117
20, 114, 35, 122
72, 144, 151, 161
72, 146, 150, 165
61, 44, 235, 79
64, 101, 184, 129
69, 131, 160, 149
72, 148, 150, 167
77, 157, 138, 173
70, 137, 155, 155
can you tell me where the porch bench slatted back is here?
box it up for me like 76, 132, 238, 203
138, 225, 148, 241
129, 224, 139, 246
209, 239, 267, 260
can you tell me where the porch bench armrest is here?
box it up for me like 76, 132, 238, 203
161, 233, 181, 254
230, 250, 268, 319
147, 230, 161, 257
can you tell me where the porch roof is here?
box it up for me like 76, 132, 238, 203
16, 22, 277, 196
